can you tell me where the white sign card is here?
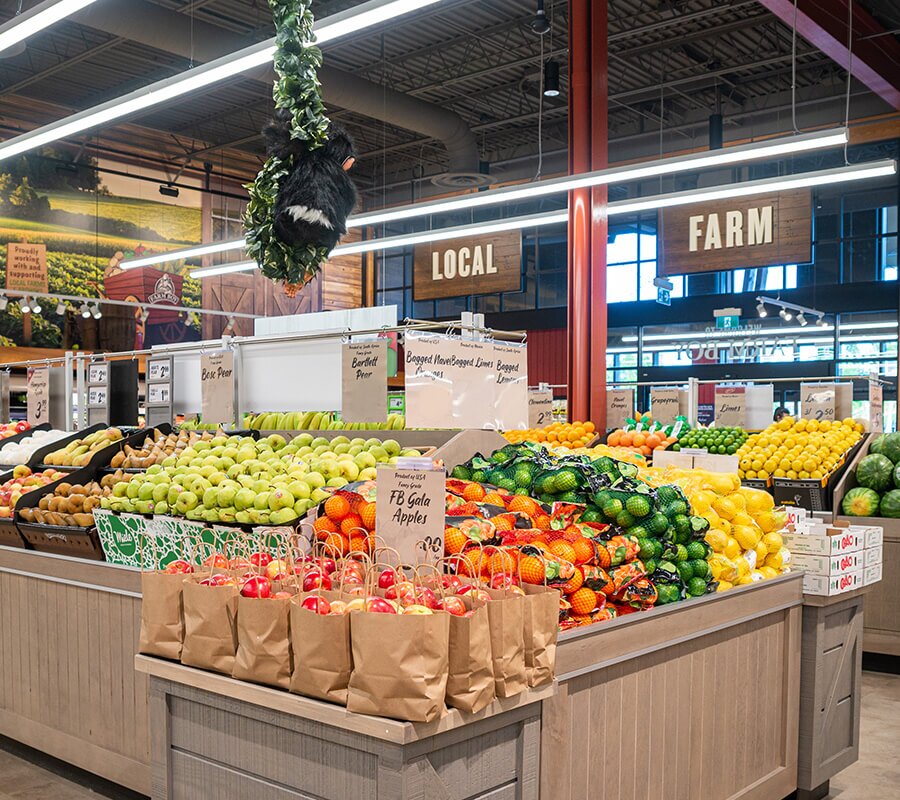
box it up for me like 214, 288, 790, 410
446, 339, 495, 429
528, 389, 554, 428
87, 385, 108, 407
341, 340, 387, 424
375, 467, 446, 565
869, 378, 883, 433
87, 363, 108, 385
147, 359, 171, 382
26, 366, 49, 427
714, 386, 746, 427
492, 342, 528, 430
200, 350, 235, 426
148, 384, 170, 405
651, 388, 682, 422
801, 383, 837, 421
404, 333, 455, 428
607, 388, 634, 431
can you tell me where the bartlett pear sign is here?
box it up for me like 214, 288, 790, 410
413, 230, 522, 300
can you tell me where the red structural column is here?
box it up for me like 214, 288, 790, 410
566, 0, 608, 426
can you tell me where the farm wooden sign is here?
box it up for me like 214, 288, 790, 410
413, 230, 522, 300
5, 242, 48, 293
659, 189, 811, 274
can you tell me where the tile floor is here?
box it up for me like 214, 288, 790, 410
0, 669, 897, 799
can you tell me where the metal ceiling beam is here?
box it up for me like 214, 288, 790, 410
756, 0, 900, 109
616, 12, 771, 58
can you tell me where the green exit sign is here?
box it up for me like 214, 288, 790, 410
716, 315, 740, 330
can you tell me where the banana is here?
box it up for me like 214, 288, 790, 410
392, 414, 405, 430
298, 411, 315, 430
309, 412, 323, 430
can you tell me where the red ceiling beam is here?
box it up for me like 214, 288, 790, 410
757, 0, 900, 110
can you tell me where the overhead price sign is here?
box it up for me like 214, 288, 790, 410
341, 340, 388, 424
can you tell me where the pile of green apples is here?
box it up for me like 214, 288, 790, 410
99, 432, 421, 526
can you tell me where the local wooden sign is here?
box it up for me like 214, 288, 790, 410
6, 242, 48, 293
659, 189, 811, 274
413, 231, 522, 300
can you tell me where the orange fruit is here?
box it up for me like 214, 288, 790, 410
569, 587, 598, 616
359, 501, 376, 530
489, 549, 516, 576
548, 540, 578, 565
492, 515, 515, 532
562, 566, 584, 595
458, 549, 486, 577
444, 527, 467, 555
533, 513, 551, 530
340, 513, 363, 537
313, 515, 339, 540
519, 555, 546, 584
508, 495, 537, 516
324, 494, 350, 522
482, 491, 506, 506
571, 536, 596, 565
349, 534, 371, 554
462, 483, 486, 502
323, 532, 349, 557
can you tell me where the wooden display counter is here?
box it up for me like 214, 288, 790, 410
0, 546, 149, 794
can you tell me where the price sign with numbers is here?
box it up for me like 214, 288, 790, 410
87, 385, 108, 406
147, 359, 171, 382
87, 363, 108, 385
27, 366, 50, 426
148, 384, 170, 405
528, 389, 553, 428
375, 467, 445, 565
801, 384, 837, 421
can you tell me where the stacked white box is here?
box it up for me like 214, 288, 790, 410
787, 519, 882, 593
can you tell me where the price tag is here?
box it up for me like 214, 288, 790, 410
651, 388, 681, 423
148, 384, 170, 405
88, 363, 108, 385
147, 359, 171, 382
27, 366, 50, 426
88, 385, 108, 406
801, 383, 836, 421
869, 379, 883, 433
607, 388, 634, 430
200, 350, 235, 426
714, 386, 746, 427
528, 389, 554, 428
341, 340, 387, 424
375, 467, 446, 565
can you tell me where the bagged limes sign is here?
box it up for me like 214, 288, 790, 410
26, 366, 50, 426
200, 350, 235, 426
341, 340, 387, 424
375, 467, 445, 565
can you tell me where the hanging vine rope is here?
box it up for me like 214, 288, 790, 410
244, 0, 334, 295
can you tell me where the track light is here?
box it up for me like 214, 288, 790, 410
816, 316, 827, 327
530, 0, 550, 34
18, 297, 30, 314
779, 308, 791, 321
0, 295, 7, 312
543, 60, 560, 97
30, 298, 42, 314
797, 312, 807, 327
79, 302, 91, 318
756, 302, 767, 317
55, 301, 66, 315
92, 303, 102, 319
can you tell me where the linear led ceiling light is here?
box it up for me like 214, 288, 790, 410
126, 127, 851, 271
189, 260, 261, 279
0, 0, 443, 162
0, 0, 97, 55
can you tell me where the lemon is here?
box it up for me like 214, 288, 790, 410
734, 524, 762, 550
705, 529, 728, 552
755, 539, 769, 565
724, 537, 742, 560
716, 580, 734, 592
734, 556, 751, 580
759, 565, 779, 580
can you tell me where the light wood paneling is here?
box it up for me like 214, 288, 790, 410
0, 548, 148, 795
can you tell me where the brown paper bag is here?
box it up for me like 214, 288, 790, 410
347, 611, 450, 722
446, 598, 495, 713
233, 595, 292, 689
289, 591, 353, 704
484, 586, 527, 698
521, 583, 560, 687
181, 579, 239, 675
138, 571, 186, 660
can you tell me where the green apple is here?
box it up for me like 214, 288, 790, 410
234, 488, 255, 511
350, 437, 366, 447
321, 461, 343, 480
266, 434, 287, 450
253, 492, 270, 511
294, 433, 314, 447
364, 438, 382, 449
340, 462, 360, 481
313, 445, 331, 456
333, 443, 350, 455
369, 446, 389, 462
359, 467, 378, 480
175, 491, 199, 514
382, 439, 401, 456
348, 445, 363, 456
400, 449, 422, 457
354, 452, 377, 469
311, 436, 329, 449
269, 507, 299, 525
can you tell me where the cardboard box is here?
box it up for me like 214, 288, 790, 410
864, 562, 883, 586
782, 506, 807, 528
864, 545, 883, 567
782, 526, 864, 556
802, 568, 864, 596
792, 551, 864, 575
863, 527, 883, 549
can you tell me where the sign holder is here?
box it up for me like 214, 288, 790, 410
145, 355, 174, 428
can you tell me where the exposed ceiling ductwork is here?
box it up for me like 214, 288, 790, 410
70, 0, 485, 182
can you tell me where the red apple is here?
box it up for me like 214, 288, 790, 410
228, 557, 252, 570
203, 553, 229, 569
365, 597, 397, 614
456, 583, 476, 596
377, 568, 396, 590
439, 596, 467, 616
441, 574, 463, 591
300, 595, 330, 615
328, 600, 349, 615
272, 591, 294, 600
249, 551, 272, 568
241, 575, 272, 598
265, 559, 289, 581
490, 573, 517, 590
302, 570, 332, 592
416, 587, 439, 610
164, 559, 194, 574
469, 589, 493, 603
199, 574, 229, 587
402, 604, 434, 615
317, 557, 337, 575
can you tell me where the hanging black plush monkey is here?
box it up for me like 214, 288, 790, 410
263, 109, 358, 253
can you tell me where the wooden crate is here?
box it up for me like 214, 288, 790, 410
138, 656, 548, 800
542, 573, 803, 800
798, 589, 865, 798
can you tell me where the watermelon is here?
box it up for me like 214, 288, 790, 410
894, 462, 900, 489
869, 434, 887, 457
856, 453, 894, 492
841, 487, 880, 517
880, 489, 900, 518
880, 432, 900, 465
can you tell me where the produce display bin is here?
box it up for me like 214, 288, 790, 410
0, 519, 25, 548
773, 438, 864, 511
28, 422, 106, 470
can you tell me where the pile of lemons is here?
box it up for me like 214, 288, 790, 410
736, 416, 864, 482
641, 467, 791, 591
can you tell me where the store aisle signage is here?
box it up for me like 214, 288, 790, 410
26, 366, 49, 426
659, 189, 811, 274
404, 333, 527, 429
800, 382, 851, 422
341, 340, 387, 424
6, 242, 48, 293
650, 388, 683, 421
200, 350, 235, 426
413, 231, 522, 300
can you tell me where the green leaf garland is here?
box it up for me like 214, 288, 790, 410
244, 0, 331, 290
